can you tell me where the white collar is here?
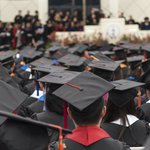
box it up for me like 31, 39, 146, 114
111, 115, 139, 127
30, 90, 44, 99
146, 100, 150, 104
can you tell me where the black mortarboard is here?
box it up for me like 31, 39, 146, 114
33, 65, 67, 74
0, 64, 19, 88
47, 45, 63, 52
30, 57, 52, 67
53, 72, 115, 111
113, 46, 126, 60
0, 80, 27, 124
88, 60, 120, 81
127, 55, 144, 70
38, 71, 81, 85
58, 54, 86, 71
99, 44, 114, 51
101, 51, 115, 57
0, 111, 71, 150
0, 51, 16, 62
68, 44, 88, 56
93, 52, 114, 62
109, 79, 145, 107
20, 49, 43, 62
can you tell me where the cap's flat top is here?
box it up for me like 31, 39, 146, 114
30, 57, 52, 67
68, 44, 88, 54
33, 65, 67, 73
88, 60, 119, 71
0, 51, 16, 61
127, 55, 144, 62
58, 54, 86, 66
38, 71, 80, 84
112, 79, 145, 91
120, 43, 142, 51
101, 51, 115, 55
0, 80, 27, 124
20, 50, 42, 59
113, 46, 124, 51
94, 52, 114, 62
47, 46, 63, 52
53, 72, 115, 111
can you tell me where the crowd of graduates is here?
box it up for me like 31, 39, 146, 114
1, 37, 150, 149
2, 7, 150, 150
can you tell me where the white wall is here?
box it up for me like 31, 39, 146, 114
101, 0, 150, 22
0, 0, 48, 23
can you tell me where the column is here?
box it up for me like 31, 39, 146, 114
38, 0, 49, 24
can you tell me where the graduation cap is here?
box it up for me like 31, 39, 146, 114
109, 79, 145, 107
20, 49, 43, 62
0, 64, 19, 88
127, 55, 144, 70
47, 45, 63, 53
101, 51, 115, 57
113, 46, 126, 60
0, 111, 71, 150
58, 54, 86, 72
33, 65, 67, 75
30, 57, 53, 67
38, 71, 81, 85
53, 71, 115, 111
51, 48, 69, 59
99, 44, 114, 51
88, 60, 120, 81
0, 51, 16, 63
68, 44, 88, 56
0, 80, 28, 124
94, 52, 114, 62
38, 71, 81, 128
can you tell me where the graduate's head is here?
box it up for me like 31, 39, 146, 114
104, 80, 144, 123
52, 72, 115, 127
139, 69, 150, 98
68, 98, 106, 126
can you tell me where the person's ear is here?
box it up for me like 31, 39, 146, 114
101, 106, 107, 118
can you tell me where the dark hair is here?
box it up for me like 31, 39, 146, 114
104, 97, 136, 125
45, 92, 64, 115
69, 98, 104, 125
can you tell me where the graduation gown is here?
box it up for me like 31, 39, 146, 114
0, 119, 49, 150
102, 116, 150, 147
50, 126, 130, 150
139, 101, 150, 122
32, 110, 75, 142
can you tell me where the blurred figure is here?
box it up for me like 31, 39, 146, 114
14, 10, 23, 24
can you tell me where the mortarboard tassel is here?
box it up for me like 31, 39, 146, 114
137, 87, 141, 107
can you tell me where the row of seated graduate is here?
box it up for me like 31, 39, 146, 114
1, 41, 150, 150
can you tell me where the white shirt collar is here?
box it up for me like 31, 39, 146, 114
111, 115, 139, 127
30, 90, 44, 99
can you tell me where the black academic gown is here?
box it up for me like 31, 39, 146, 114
32, 110, 75, 142
50, 126, 130, 150
139, 102, 150, 122
0, 119, 49, 150
101, 120, 150, 147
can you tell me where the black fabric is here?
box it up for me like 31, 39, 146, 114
50, 138, 130, 150
101, 120, 150, 147
0, 80, 27, 124
0, 119, 49, 150
0, 64, 19, 89
53, 72, 115, 111
139, 103, 150, 122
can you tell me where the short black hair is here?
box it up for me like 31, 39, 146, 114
69, 98, 104, 125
